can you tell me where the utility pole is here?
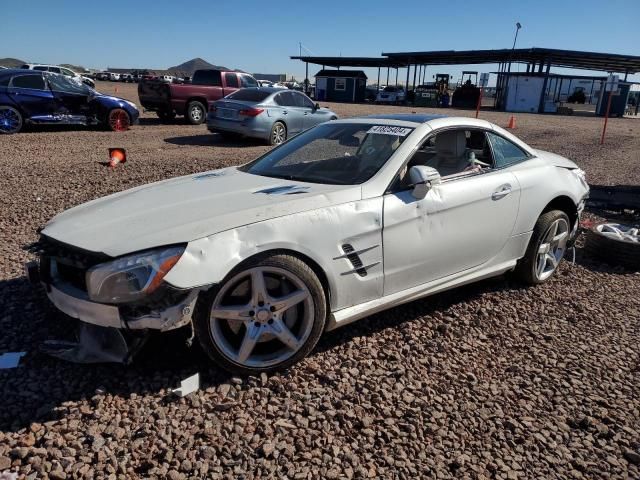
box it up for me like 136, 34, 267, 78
507, 22, 522, 74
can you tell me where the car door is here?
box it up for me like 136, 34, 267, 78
382, 128, 521, 296
7, 73, 59, 118
46, 73, 91, 116
294, 92, 326, 130
274, 91, 302, 135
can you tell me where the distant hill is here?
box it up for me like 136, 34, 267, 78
167, 57, 245, 77
0, 57, 26, 68
168, 58, 224, 77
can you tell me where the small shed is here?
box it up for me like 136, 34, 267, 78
314, 70, 367, 102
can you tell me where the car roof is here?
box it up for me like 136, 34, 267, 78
242, 87, 299, 94
363, 113, 447, 124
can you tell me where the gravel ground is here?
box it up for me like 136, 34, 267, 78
1, 81, 639, 479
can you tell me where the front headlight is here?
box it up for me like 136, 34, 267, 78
86, 246, 184, 304
572, 168, 588, 189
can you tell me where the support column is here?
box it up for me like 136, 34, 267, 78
412, 64, 418, 91
624, 70, 629, 81
386, 67, 390, 86
305, 62, 309, 95
377, 67, 381, 89
405, 64, 410, 92
538, 62, 552, 113
395, 68, 398, 87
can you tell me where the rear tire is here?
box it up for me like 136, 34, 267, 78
193, 254, 326, 375
186, 101, 206, 125
269, 121, 287, 146
0, 106, 23, 134
515, 210, 570, 284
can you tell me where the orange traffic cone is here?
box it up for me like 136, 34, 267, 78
108, 148, 126, 168
506, 115, 516, 129
115, 86, 119, 93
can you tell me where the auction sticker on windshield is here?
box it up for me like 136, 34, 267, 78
367, 125, 412, 136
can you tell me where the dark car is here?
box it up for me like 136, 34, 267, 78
138, 69, 258, 124
0, 69, 139, 134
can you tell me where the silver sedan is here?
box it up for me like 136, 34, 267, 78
207, 87, 338, 145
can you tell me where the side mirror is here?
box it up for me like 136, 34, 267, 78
409, 165, 441, 199
313, 103, 320, 111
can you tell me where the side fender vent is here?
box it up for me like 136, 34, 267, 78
341, 244, 367, 277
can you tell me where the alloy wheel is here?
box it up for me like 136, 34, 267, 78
191, 106, 203, 122
0, 106, 22, 134
209, 266, 314, 368
272, 123, 286, 144
535, 217, 569, 281
109, 109, 130, 132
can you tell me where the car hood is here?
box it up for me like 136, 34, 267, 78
42, 167, 360, 257
535, 149, 579, 169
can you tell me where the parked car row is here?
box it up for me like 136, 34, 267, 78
20, 64, 95, 88
0, 66, 338, 142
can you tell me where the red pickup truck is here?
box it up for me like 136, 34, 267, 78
138, 69, 258, 124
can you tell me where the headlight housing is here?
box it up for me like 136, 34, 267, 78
572, 168, 588, 189
86, 246, 184, 304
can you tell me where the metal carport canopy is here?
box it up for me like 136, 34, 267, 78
290, 56, 407, 68
382, 48, 640, 73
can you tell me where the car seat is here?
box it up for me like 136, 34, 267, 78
426, 130, 470, 177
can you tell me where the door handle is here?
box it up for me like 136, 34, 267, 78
282, 110, 288, 115
491, 184, 512, 200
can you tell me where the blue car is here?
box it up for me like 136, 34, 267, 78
0, 69, 139, 134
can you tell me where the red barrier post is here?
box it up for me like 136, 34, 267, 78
600, 90, 613, 145
475, 87, 483, 119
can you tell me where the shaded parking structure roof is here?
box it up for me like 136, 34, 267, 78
293, 48, 640, 74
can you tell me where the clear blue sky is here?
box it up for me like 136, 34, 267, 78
3, 0, 639, 84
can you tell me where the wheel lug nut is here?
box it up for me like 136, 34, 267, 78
258, 301, 264, 307
268, 319, 273, 325
270, 306, 276, 312
249, 310, 255, 316
254, 321, 260, 327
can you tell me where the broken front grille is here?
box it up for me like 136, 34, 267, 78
26, 235, 109, 292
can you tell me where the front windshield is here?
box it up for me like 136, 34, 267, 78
46, 72, 93, 95
240, 122, 414, 185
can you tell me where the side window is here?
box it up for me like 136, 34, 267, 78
487, 132, 528, 168
33, 66, 48, 71
397, 128, 493, 188
224, 73, 239, 88
299, 93, 315, 109
334, 78, 346, 91
192, 70, 221, 86
49, 67, 61, 74
240, 75, 258, 88
12, 74, 46, 90
275, 91, 295, 107
61, 68, 75, 77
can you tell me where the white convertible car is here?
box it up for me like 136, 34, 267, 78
29, 114, 589, 374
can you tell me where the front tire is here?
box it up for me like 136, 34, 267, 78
107, 108, 131, 132
515, 210, 570, 284
193, 254, 327, 375
186, 101, 206, 125
0, 106, 23, 134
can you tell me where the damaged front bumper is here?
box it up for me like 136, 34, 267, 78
25, 260, 199, 332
